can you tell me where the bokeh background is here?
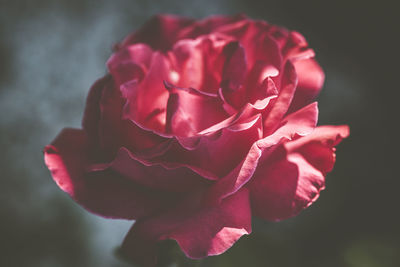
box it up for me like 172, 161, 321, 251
0, 0, 398, 266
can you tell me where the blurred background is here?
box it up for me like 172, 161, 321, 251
0, 0, 398, 266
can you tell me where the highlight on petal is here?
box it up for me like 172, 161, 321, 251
120, 188, 252, 266
44, 128, 172, 220
249, 125, 349, 221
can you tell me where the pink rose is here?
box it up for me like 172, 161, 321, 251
44, 14, 349, 266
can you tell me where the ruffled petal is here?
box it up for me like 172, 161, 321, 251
207, 102, 318, 202
168, 34, 231, 93
249, 125, 349, 221
120, 188, 251, 266
44, 128, 171, 219
159, 113, 263, 178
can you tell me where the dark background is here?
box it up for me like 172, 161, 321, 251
0, 0, 398, 266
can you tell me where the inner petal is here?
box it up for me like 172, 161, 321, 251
164, 81, 229, 137
168, 34, 234, 94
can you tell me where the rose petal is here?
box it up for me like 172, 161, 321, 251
246, 75, 278, 106
263, 60, 298, 135
44, 128, 171, 219
272, 102, 319, 138
82, 75, 111, 143
285, 125, 350, 173
120, 188, 251, 266
267, 25, 290, 49
98, 81, 167, 158
159, 113, 263, 178
88, 147, 211, 193
206, 102, 318, 202
218, 20, 281, 77
282, 31, 315, 61
177, 14, 248, 40
289, 58, 325, 112
107, 44, 153, 87
164, 82, 228, 136
108, 43, 153, 71
220, 41, 248, 108
121, 52, 170, 132
119, 14, 195, 52
168, 34, 231, 93
249, 125, 349, 221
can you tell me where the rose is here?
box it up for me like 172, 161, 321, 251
44, 14, 349, 266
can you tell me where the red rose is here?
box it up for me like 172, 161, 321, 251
44, 14, 349, 266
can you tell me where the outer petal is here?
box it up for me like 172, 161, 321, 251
282, 31, 315, 61
119, 14, 195, 52
82, 75, 110, 142
285, 125, 350, 173
107, 44, 152, 87
120, 188, 252, 267
44, 128, 172, 219
88, 147, 211, 193
289, 58, 325, 112
278, 31, 324, 113
98, 80, 167, 158
177, 14, 248, 40
249, 125, 349, 221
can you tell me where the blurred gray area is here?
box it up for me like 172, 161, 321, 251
0, 0, 398, 266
